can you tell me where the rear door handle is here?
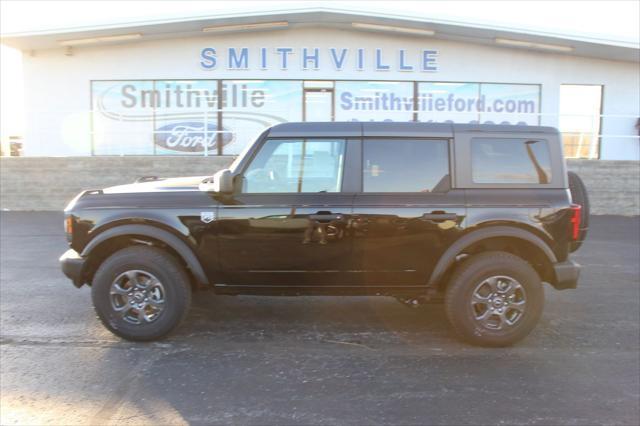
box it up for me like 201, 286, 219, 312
421, 212, 459, 221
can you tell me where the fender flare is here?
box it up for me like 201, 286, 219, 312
427, 226, 557, 287
81, 224, 209, 285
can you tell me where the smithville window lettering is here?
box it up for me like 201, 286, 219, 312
200, 47, 439, 72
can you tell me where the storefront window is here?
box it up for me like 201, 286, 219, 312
335, 81, 414, 122
221, 80, 303, 155
478, 84, 540, 125
92, 80, 222, 156
91, 79, 544, 156
92, 81, 156, 155
417, 82, 540, 125
154, 80, 220, 156
417, 82, 480, 123
559, 85, 602, 159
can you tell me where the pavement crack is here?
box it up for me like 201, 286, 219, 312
322, 339, 376, 350
1, 337, 127, 348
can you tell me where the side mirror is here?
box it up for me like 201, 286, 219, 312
199, 169, 233, 193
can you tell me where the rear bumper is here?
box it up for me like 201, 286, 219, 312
59, 249, 86, 288
552, 259, 581, 290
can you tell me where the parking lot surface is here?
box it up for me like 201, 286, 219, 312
1, 212, 639, 425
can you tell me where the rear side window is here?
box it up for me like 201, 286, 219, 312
471, 138, 552, 184
363, 139, 449, 192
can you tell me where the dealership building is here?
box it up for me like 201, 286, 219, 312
1, 8, 639, 212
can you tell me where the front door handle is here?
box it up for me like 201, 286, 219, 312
310, 212, 344, 221
421, 212, 459, 222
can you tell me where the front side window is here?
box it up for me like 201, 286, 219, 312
363, 139, 450, 192
471, 138, 552, 184
242, 139, 346, 193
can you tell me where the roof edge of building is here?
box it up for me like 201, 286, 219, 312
1, 6, 638, 51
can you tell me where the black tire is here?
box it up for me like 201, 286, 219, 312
445, 251, 544, 347
91, 246, 192, 341
568, 171, 590, 250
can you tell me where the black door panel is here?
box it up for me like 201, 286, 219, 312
218, 194, 356, 285
352, 192, 466, 285
352, 137, 464, 286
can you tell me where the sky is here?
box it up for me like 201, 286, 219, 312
1, 0, 639, 137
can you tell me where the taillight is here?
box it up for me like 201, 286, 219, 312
570, 204, 581, 241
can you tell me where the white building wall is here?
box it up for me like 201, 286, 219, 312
22, 27, 640, 159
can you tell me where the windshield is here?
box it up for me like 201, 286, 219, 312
228, 129, 269, 173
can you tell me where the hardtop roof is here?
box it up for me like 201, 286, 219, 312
267, 121, 558, 138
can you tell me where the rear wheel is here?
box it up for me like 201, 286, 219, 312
91, 246, 191, 341
445, 251, 544, 347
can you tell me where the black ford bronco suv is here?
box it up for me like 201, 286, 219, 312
60, 122, 589, 346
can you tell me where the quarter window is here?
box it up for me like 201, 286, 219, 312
242, 139, 346, 193
362, 139, 450, 192
471, 138, 552, 184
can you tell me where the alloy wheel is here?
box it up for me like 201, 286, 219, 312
109, 270, 166, 325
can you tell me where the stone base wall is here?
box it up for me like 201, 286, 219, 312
567, 159, 639, 216
0, 156, 234, 211
1, 157, 638, 215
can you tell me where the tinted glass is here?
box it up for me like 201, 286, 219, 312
243, 139, 346, 193
363, 139, 449, 192
471, 138, 552, 184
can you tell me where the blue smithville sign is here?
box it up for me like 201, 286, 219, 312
200, 47, 439, 72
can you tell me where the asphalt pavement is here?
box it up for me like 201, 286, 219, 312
1, 212, 639, 425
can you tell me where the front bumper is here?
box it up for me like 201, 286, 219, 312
552, 259, 581, 290
59, 249, 86, 288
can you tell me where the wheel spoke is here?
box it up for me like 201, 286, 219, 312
496, 279, 513, 294
126, 271, 141, 288
481, 312, 499, 329
113, 301, 132, 318
485, 277, 499, 293
508, 300, 526, 313
504, 283, 522, 297
493, 312, 507, 330
110, 283, 129, 296
148, 298, 164, 308
475, 308, 492, 322
471, 292, 490, 306
136, 308, 148, 323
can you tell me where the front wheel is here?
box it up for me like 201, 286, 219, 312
91, 246, 192, 341
445, 251, 544, 347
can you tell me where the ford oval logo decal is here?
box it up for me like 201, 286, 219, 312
154, 122, 233, 152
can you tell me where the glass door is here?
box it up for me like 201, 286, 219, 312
304, 88, 334, 122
